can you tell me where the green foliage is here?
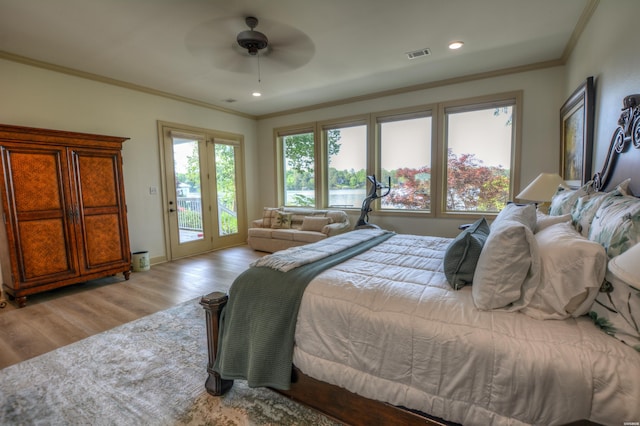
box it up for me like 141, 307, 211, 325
219, 210, 238, 235
290, 193, 315, 207
215, 144, 237, 212
284, 130, 341, 173
185, 144, 201, 192
328, 168, 366, 189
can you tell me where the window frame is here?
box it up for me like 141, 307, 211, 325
319, 115, 369, 209
372, 106, 437, 216
273, 91, 522, 219
275, 123, 317, 207
437, 92, 522, 218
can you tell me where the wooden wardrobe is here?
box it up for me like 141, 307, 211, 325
0, 124, 131, 308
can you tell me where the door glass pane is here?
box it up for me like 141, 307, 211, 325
380, 116, 432, 211
173, 138, 204, 243
282, 132, 315, 206
327, 125, 366, 208
215, 143, 239, 236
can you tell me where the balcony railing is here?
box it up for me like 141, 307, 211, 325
177, 197, 238, 237
177, 197, 203, 231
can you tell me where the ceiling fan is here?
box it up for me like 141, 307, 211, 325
236, 16, 268, 56
185, 15, 315, 74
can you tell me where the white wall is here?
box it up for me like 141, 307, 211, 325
256, 67, 566, 237
0, 59, 258, 263
564, 0, 640, 188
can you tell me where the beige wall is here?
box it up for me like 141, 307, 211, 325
564, 0, 640, 184
0, 59, 258, 263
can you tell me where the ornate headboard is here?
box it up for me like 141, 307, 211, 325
593, 94, 640, 194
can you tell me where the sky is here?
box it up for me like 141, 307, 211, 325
330, 108, 513, 171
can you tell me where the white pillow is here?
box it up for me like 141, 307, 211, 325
535, 212, 570, 233
473, 219, 541, 310
491, 203, 537, 231
522, 222, 607, 320
300, 216, 332, 232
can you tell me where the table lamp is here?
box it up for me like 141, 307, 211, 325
516, 173, 566, 213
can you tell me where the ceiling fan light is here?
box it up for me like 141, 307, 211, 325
237, 22, 269, 55
448, 41, 464, 50
252, 91, 262, 97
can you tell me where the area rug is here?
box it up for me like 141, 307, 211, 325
0, 298, 338, 425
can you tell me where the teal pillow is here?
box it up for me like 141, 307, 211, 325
444, 218, 490, 290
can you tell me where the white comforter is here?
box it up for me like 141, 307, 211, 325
292, 234, 640, 425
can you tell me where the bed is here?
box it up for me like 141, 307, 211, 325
201, 94, 640, 426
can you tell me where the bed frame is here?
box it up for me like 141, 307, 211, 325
200, 94, 640, 426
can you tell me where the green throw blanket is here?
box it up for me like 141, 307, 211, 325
214, 232, 394, 390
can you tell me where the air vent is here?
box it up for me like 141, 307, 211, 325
406, 48, 431, 60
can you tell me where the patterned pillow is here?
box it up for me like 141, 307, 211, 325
549, 181, 593, 216
443, 217, 490, 290
571, 192, 613, 237
262, 207, 281, 228
588, 195, 640, 258
271, 211, 293, 229
571, 179, 632, 237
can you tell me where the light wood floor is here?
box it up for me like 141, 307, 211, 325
0, 245, 264, 370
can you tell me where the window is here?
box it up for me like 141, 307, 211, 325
280, 129, 316, 207
274, 91, 520, 217
444, 99, 515, 213
378, 112, 432, 211
325, 122, 367, 208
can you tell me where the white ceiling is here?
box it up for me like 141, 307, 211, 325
0, 0, 591, 117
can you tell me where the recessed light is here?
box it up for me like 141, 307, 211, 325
252, 91, 262, 97
449, 41, 464, 50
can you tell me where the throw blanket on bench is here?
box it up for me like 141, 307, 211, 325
214, 230, 395, 390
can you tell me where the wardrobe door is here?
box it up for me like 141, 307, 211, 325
71, 148, 130, 274
0, 145, 78, 286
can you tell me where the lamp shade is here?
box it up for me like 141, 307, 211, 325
516, 173, 566, 202
607, 242, 640, 288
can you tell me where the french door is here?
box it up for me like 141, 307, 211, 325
160, 123, 246, 259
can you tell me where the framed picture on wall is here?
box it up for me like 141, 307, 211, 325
560, 76, 595, 188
